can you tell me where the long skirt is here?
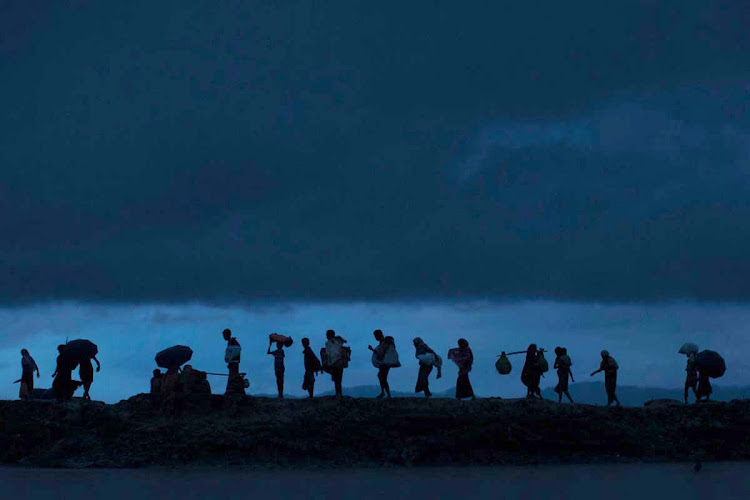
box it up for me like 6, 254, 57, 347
225, 363, 245, 396
53, 370, 72, 401
555, 369, 569, 394
302, 370, 315, 391
522, 369, 541, 391
21, 369, 34, 391
605, 371, 618, 404
456, 372, 474, 399
415, 364, 433, 393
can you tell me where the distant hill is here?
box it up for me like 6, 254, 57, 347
542, 382, 750, 406
258, 383, 750, 406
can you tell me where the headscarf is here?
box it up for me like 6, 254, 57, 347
413, 337, 432, 357
21, 350, 38, 372
448, 339, 473, 372
524, 344, 538, 369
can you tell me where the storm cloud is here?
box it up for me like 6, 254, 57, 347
2, 1, 750, 303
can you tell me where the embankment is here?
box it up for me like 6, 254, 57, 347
0, 395, 748, 468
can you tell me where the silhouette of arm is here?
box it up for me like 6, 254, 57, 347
93, 356, 101, 372
590, 368, 602, 376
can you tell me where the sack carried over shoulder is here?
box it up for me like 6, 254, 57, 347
225, 345, 242, 364
537, 351, 549, 373
372, 343, 401, 368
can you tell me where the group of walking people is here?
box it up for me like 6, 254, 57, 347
16, 329, 722, 407
16, 342, 101, 402
257, 330, 620, 404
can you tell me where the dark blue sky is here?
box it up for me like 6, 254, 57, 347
1, 2, 750, 400
2, 1, 749, 303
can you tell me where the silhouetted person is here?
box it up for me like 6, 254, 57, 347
79, 355, 101, 400
369, 329, 392, 399
151, 369, 163, 394
325, 330, 347, 398
20, 349, 40, 399
684, 351, 699, 404
161, 366, 181, 395
268, 338, 285, 398
591, 350, 620, 407
223, 328, 245, 396
302, 337, 322, 398
553, 347, 574, 403
448, 338, 476, 400
52, 345, 75, 402
182, 364, 210, 394
159, 366, 183, 414
413, 337, 440, 398
521, 344, 543, 399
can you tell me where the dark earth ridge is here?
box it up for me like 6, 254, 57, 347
0, 395, 747, 468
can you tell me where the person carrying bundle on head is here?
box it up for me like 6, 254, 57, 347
268, 335, 286, 398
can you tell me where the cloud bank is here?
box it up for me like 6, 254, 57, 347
1, 1, 749, 303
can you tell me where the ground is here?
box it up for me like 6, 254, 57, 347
0, 395, 747, 468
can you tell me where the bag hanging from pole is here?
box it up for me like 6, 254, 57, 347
495, 353, 512, 375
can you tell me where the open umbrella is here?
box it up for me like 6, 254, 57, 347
678, 342, 699, 355
696, 350, 726, 379
155, 345, 193, 369
64, 339, 99, 362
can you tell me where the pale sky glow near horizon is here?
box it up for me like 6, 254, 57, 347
1, 301, 748, 403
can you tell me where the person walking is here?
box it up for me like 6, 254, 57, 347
79, 355, 101, 400
369, 329, 393, 399
521, 344, 543, 399
324, 330, 348, 398
591, 350, 621, 407
19, 349, 40, 399
448, 338, 476, 400
302, 338, 322, 398
267, 338, 286, 398
684, 351, 699, 404
223, 328, 245, 395
696, 369, 713, 402
52, 345, 75, 402
553, 347, 574, 403
413, 337, 441, 398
